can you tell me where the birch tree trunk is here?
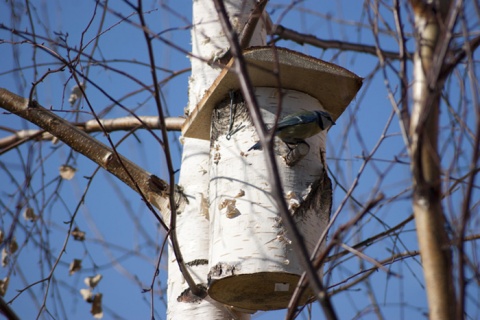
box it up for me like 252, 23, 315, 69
167, 1, 266, 318
409, 1, 456, 319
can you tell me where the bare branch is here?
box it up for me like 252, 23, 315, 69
286, 193, 385, 319
218, 0, 269, 64
0, 87, 183, 226
441, 34, 480, 77
269, 24, 412, 60
0, 296, 20, 320
0, 116, 184, 152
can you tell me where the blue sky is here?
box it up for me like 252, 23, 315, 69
1, 1, 478, 319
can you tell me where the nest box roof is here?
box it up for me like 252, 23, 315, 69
182, 46, 363, 140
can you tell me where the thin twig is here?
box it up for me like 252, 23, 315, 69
456, 7, 480, 319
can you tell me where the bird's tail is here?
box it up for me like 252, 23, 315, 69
248, 141, 262, 151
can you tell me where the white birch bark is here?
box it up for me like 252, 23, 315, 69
167, 1, 266, 319
208, 88, 331, 310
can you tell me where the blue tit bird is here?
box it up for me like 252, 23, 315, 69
248, 110, 335, 151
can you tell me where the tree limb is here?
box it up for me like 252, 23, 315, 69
408, 1, 457, 319
0, 87, 185, 228
0, 296, 20, 320
0, 116, 184, 152
269, 24, 412, 60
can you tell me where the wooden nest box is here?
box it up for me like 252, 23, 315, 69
182, 46, 362, 140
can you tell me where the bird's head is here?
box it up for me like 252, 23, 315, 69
314, 110, 335, 130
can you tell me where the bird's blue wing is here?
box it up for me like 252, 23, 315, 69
276, 112, 317, 130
